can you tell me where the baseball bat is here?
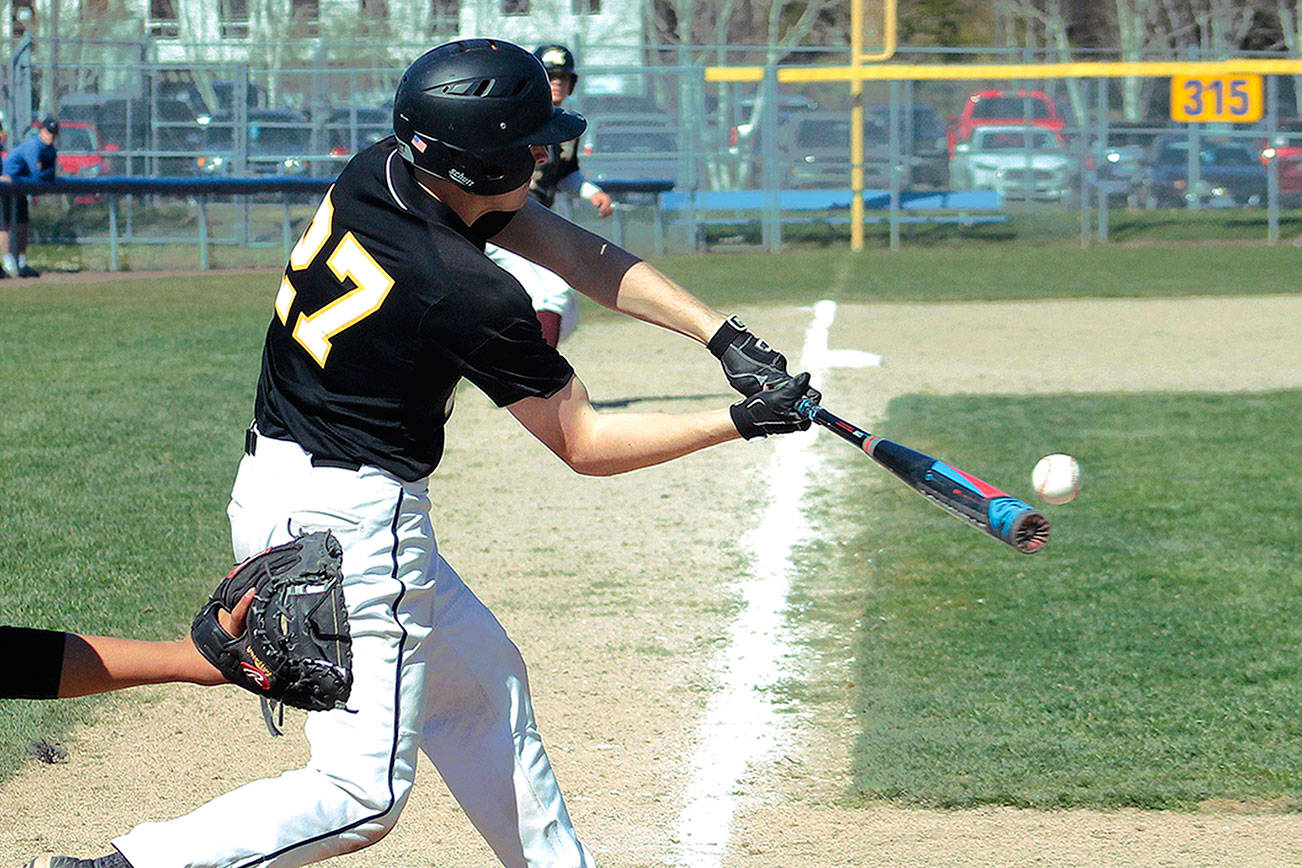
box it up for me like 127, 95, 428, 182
795, 398, 1050, 554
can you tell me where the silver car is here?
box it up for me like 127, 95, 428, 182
951, 125, 1074, 200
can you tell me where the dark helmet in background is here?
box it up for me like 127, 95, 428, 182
533, 44, 578, 87
392, 38, 586, 195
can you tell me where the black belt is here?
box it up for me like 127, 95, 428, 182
244, 427, 362, 471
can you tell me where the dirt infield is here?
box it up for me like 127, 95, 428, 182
2, 295, 1300, 867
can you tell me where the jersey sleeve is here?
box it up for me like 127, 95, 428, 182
418, 263, 574, 407
458, 315, 575, 406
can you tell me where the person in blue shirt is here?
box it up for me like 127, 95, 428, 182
0, 114, 59, 278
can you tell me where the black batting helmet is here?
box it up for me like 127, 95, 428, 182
534, 44, 578, 86
393, 39, 586, 195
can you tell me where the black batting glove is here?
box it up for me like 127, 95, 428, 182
709, 315, 789, 397
730, 372, 819, 440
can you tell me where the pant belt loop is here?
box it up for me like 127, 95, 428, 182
244, 427, 257, 457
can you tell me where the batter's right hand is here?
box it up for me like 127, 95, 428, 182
709, 315, 789, 397
730, 373, 816, 440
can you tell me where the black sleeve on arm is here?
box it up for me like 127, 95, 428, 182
470, 209, 518, 241
0, 625, 67, 699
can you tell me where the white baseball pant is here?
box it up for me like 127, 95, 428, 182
485, 244, 579, 343
114, 428, 595, 868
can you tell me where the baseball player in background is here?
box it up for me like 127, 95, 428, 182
0, 114, 59, 278
27, 38, 814, 868
485, 43, 612, 346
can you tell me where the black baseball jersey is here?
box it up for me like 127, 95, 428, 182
529, 138, 581, 208
254, 138, 575, 482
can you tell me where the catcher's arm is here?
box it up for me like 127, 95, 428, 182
191, 531, 353, 723
0, 590, 255, 700
59, 589, 255, 697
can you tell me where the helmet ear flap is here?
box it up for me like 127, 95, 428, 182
407, 137, 536, 195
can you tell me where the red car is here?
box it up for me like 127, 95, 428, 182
1261, 120, 1302, 202
947, 90, 1066, 156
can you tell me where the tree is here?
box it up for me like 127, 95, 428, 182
1276, 1, 1302, 113
993, 0, 1089, 127
647, 0, 848, 188
897, 0, 994, 49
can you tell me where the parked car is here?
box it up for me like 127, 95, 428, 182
195, 108, 312, 175
866, 104, 949, 188
947, 89, 1065, 155
316, 105, 391, 174
57, 92, 203, 175
776, 111, 895, 189
1260, 119, 1302, 203
579, 113, 679, 189
1143, 136, 1267, 208
725, 93, 819, 154
1097, 121, 1157, 204
157, 77, 268, 122
950, 125, 1074, 200
319, 106, 390, 154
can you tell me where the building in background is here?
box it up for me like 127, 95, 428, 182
3, 0, 645, 71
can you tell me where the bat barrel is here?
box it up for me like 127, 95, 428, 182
800, 399, 1052, 555
1008, 508, 1051, 554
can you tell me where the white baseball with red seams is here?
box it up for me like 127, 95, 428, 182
1032, 454, 1081, 505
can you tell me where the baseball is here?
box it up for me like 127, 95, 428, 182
1032, 454, 1081, 505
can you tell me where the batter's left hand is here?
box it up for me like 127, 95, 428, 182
730, 372, 816, 440
590, 191, 613, 218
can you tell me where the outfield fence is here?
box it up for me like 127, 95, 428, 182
8, 37, 1302, 261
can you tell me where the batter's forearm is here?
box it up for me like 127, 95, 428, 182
552, 224, 725, 343
596, 261, 727, 345
568, 408, 739, 476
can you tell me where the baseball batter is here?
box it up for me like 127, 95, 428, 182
28, 39, 814, 868
484, 43, 612, 346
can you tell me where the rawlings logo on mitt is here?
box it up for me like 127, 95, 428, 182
192, 531, 353, 733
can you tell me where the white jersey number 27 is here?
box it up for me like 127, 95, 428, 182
275, 188, 396, 368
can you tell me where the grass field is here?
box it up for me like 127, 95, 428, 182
792, 391, 1302, 810
0, 278, 266, 777
0, 248, 1296, 811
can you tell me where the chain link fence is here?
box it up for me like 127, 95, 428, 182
6, 36, 1302, 263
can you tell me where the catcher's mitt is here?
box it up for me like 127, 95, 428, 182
192, 531, 353, 734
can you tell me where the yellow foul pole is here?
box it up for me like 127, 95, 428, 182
850, 0, 864, 250
850, 0, 897, 251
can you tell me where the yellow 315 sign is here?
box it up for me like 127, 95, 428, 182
1170, 74, 1263, 123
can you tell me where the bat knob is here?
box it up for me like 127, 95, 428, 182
794, 396, 817, 419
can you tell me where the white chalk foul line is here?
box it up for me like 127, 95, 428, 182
673, 300, 880, 866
